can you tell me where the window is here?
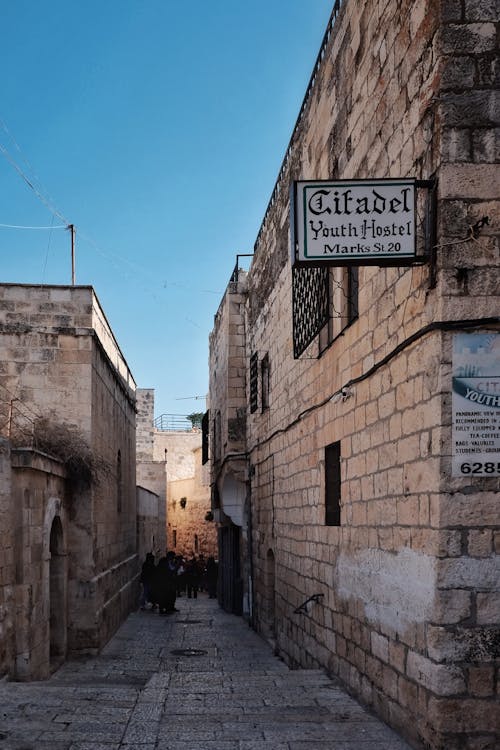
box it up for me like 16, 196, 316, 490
194, 534, 199, 553
250, 352, 258, 413
319, 267, 359, 352
261, 353, 270, 411
325, 441, 341, 526
202, 410, 209, 464
172, 529, 177, 549
213, 410, 221, 461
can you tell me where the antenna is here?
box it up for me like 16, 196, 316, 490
67, 224, 76, 284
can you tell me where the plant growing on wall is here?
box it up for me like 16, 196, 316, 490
187, 412, 204, 429
11, 416, 110, 488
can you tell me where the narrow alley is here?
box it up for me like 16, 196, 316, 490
0, 595, 411, 750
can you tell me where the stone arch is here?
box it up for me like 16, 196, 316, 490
43, 498, 68, 672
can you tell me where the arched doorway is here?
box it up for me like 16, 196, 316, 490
49, 516, 67, 670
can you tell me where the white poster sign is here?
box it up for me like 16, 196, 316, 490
452, 333, 500, 477
291, 179, 417, 266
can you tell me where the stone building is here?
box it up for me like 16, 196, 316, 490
208, 1, 499, 749
161, 427, 216, 559
136, 388, 167, 560
0, 284, 138, 679
135, 391, 216, 560
167, 441, 217, 559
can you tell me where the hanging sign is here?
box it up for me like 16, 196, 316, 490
291, 178, 422, 266
452, 333, 500, 477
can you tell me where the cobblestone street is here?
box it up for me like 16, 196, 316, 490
0, 595, 412, 750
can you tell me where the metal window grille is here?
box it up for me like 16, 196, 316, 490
250, 352, 258, 413
347, 267, 359, 323
261, 353, 270, 411
292, 266, 329, 358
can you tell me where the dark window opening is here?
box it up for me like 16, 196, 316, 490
325, 441, 341, 526
250, 352, 258, 413
213, 410, 221, 461
319, 267, 359, 353
202, 410, 209, 464
261, 353, 270, 411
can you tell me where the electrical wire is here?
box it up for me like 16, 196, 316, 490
245, 316, 500, 458
0, 222, 66, 230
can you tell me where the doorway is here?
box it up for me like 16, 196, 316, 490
49, 516, 67, 670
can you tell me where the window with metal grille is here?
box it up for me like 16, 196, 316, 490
325, 441, 341, 526
292, 266, 329, 358
250, 352, 258, 413
261, 353, 270, 411
202, 410, 209, 464
319, 267, 359, 353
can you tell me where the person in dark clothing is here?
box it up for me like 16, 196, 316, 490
139, 552, 156, 610
185, 556, 201, 599
206, 556, 218, 599
150, 553, 178, 614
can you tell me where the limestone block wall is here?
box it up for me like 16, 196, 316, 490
0, 283, 139, 656
209, 272, 248, 461
218, 1, 500, 749
9, 449, 68, 680
137, 485, 162, 562
0, 438, 14, 677
167, 447, 217, 558
154, 430, 198, 479
135, 389, 167, 558
136, 388, 155, 461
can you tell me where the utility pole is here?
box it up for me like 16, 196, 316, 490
68, 224, 76, 285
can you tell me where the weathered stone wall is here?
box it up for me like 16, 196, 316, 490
209, 274, 248, 461
154, 430, 198, 479
9, 449, 68, 679
136, 388, 155, 461
136, 485, 162, 562
0, 283, 139, 661
167, 446, 217, 558
135, 389, 167, 558
209, 1, 499, 748
0, 438, 15, 678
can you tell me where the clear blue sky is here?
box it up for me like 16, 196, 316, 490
1, 0, 333, 418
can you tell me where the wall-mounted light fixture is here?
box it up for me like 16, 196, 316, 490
330, 386, 355, 404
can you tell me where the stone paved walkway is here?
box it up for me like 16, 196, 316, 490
0, 594, 412, 750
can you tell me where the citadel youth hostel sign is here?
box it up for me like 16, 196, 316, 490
291, 179, 420, 266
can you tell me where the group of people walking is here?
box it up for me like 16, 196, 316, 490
140, 551, 218, 614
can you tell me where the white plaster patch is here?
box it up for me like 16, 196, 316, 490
336, 547, 436, 633
220, 475, 246, 528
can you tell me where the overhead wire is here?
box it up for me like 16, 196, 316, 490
0, 117, 222, 303
0, 222, 66, 230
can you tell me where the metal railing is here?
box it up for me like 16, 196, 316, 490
153, 414, 201, 432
